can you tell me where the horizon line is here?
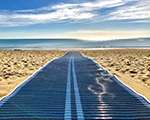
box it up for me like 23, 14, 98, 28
0, 37, 149, 41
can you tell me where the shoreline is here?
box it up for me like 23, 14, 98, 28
0, 47, 150, 51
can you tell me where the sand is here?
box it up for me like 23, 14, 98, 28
0, 50, 64, 99
83, 49, 150, 101
1, 49, 150, 102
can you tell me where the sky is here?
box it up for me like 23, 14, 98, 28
0, 0, 149, 40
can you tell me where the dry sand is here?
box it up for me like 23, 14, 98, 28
83, 49, 150, 101
1, 49, 150, 102
0, 50, 64, 99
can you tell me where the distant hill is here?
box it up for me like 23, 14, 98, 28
94, 37, 150, 48
0, 38, 150, 49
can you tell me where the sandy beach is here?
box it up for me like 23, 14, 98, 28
1, 49, 150, 102
83, 49, 150, 101
0, 50, 64, 99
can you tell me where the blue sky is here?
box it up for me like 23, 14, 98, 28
0, 0, 149, 40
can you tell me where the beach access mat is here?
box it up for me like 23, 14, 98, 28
0, 52, 150, 119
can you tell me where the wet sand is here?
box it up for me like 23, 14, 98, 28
0, 50, 64, 99
83, 49, 150, 101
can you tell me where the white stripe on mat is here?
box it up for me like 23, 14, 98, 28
64, 57, 72, 120
72, 56, 84, 120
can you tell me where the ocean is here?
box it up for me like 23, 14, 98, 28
0, 38, 150, 50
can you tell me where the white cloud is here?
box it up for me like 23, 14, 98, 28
107, 0, 150, 21
1, 29, 149, 40
0, 0, 149, 27
66, 29, 150, 40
